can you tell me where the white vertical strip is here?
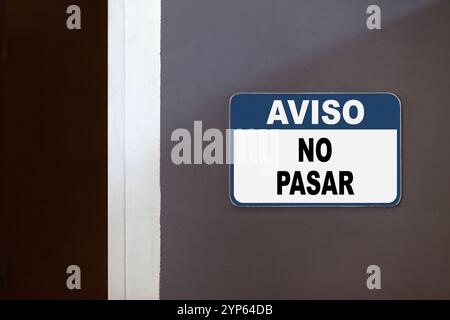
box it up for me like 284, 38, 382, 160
124, 0, 161, 299
109, 0, 161, 300
108, 0, 126, 300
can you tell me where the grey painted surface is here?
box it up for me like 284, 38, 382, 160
161, 0, 450, 299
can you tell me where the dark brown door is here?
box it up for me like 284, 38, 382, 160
0, 0, 107, 299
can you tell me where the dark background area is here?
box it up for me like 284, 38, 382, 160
161, 0, 450, 299
0, 0, 107, 299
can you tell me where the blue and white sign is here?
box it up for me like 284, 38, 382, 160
229, 93, 401, 207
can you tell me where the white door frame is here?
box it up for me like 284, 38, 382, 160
108, 0, 161, 300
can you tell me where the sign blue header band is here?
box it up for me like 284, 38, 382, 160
230, 93, 401, 130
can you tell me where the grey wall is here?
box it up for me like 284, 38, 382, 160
161, 0, 450, 299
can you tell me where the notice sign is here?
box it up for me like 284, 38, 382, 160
229, 93, 401, 207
